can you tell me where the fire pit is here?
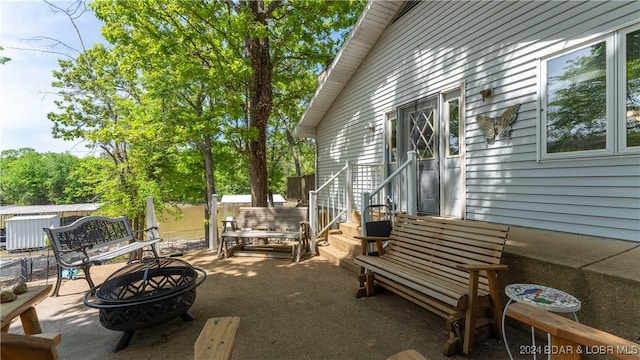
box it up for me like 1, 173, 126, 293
83, 257, 206, 351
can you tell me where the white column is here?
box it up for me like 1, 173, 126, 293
308, 190, 317, 255
146, 196, 160, 254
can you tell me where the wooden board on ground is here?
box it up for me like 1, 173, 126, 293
194, 317, 240, 360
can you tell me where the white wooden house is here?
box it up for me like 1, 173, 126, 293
296, 0, 640, 244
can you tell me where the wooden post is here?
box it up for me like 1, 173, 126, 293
210, 194, 218, 252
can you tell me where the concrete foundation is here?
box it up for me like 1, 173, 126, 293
500, 225, 640, 342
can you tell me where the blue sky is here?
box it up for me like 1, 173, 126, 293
0, 0, 105, 156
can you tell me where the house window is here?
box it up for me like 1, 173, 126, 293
386, 112, 398, 163
540, 25, 640, 159
624, 29, 640, 148
444, 95, 461, 157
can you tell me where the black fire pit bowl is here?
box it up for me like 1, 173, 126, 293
83, 257, 206, 351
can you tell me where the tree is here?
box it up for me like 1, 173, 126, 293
0, 149, 49, 205
93, 0, 365, 207
547, 29, 640, 152
48, 43, 157, 230
0, 149, 87, 205
0, 45, 10, 64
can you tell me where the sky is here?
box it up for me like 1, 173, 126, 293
0, 0, 106, 156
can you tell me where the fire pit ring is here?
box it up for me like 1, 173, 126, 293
83, 257, 206, 351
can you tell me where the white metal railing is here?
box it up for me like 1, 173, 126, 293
308, 152, 417, 249
308, 161, 385, 254
309, 162, 350, 255
360, 151, 417, 236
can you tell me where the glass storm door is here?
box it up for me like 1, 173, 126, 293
397, 91, 464, 217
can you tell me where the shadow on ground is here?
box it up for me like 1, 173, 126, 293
7, 249, 533, 360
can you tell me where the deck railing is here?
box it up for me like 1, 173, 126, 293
308, 151, 417, 251
360, 151, 417, 236
308, 162, 384, 254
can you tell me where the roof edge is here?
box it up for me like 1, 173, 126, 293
294, 0, 403, 138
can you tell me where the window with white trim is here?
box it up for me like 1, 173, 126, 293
443, 92, 461, 157
540, 25, 640, 159
386, 111, 398, 163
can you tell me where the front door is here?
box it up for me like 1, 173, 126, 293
396, 90, 464, 217
399, 96, 439, 214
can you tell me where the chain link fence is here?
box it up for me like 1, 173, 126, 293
0, 239, 208, 288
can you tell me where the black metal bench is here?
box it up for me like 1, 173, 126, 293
43, 215, 161, 296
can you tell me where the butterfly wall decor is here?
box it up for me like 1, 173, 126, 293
475, 104, 521, 144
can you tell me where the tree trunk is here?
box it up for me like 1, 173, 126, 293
285, 125, 301, 177
199, 136, 216, 244
246, 1, 273, 208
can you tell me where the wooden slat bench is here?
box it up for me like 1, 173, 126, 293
354, 214, 509, 356
194, 317, 240, 360
43, 215, 161, 296
220, 207, 309, 262
1, 332, 62, 360
506, 302, 640, 360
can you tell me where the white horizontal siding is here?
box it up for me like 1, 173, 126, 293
315, 0, 640, 241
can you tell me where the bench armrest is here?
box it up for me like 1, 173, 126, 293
299, 221, 310, 240
133, 226, 162, 240
354, 236, 389, 256
354, 236, 390, 243
54, 245, 93, 267
506, 302, 640, 359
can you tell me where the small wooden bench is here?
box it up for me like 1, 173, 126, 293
354, 214, 509, 356
44, 215, 161, 296
506, 302, 640, 360
194, 317, 240, 360
220, 207, 309, 262
1, 284, 52, 335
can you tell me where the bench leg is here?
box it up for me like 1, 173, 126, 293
486, 270, 503, 339
463, 271, 480, 355
444, 330, 463, 357
292, 242, 297, 262
356, 268, 375, 298
52, 266, 63, 297
149, 243, 160, 259
83, 265, 95, 291
217, 238, 225, 258
20, 307, 43, 335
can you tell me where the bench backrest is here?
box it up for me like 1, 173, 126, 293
43, 216, 134, 265
388, 214, 509, 294
235, 207, 308, 231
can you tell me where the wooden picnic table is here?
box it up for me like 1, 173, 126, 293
1, 284, 52, 334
